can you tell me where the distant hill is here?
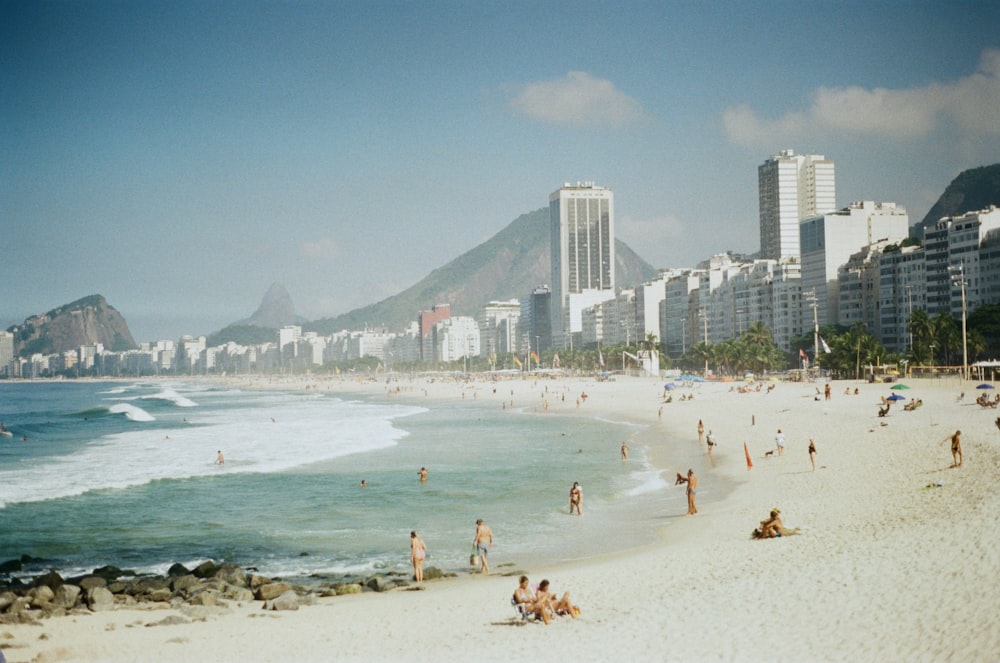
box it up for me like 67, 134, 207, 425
307, 207, 657, 334
208, 282, 305, 346
919, 163, 1000, 231
7, 295, 136, 358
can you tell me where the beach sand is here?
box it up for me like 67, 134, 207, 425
3, 375, 998, 662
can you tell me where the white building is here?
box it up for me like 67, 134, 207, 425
432, 316, 480, 363
759, 149, 836, 261
800, 201, 910, 326
549, 182, 615, 346
479, 300, 521, 357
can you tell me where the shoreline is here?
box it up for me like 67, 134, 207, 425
3, 374, 999, 662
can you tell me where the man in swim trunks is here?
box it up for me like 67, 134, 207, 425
418, 467, 428, 482
686, 469, 698, 515
473, 519, 493, 574
216, 450, 224, 465
940, 430, 963, 467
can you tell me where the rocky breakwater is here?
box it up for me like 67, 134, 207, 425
0, 556, 449, 625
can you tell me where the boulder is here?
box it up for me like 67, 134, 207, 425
264, 590, 299, 611
422, 566, 444, 581
128, 577, 169, 596
334, 584, 363, 596
92, 565, 125, 580
86, 587, 114, 612
78, 576, 107, 591
170, 574, 200, 593
255, 582, 291, 601
146, 588, 172, 603
365, 576, 392, 593
248, 574, 271, 589
53, 584, 81, 610
223, 586, 254, 602
188, 590, 219, 607
33, 571, 64, 590
166, 563, 190, 577
192, 561, 218, 579
214, 563, 246, 587
28, 585, 55, 608
0, 591, 18, 611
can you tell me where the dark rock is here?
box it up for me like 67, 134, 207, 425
92, 565, 125, 580
422, 566, 444, 580
166, 563, 190, 577
86, 587, 114, 612
255, 582, 291, 601
128, 577, 170, 595
33, 571, 64, 590
0, 560, 22, 574
192, 561, 217, 579
365, 576, 392, 593
107, 581, 129, 594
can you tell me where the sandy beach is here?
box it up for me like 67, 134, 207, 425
3, 374, 998, 663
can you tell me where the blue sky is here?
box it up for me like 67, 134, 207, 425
3, 1, 998, 342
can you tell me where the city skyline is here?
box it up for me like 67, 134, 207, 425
3, 1, 999, 342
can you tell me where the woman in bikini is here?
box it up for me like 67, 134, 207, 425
569, 481, 583, 515
513, 576, 551, 624
410, 531, 427, 582
537, 579, 579, 618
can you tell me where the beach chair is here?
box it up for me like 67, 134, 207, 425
512, 596, 539, 624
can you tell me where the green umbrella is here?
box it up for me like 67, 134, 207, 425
890, 384, 909, 390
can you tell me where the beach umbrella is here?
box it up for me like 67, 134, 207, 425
976, 383, 994, 389
890, 384, 909, 390
664, 383, 676, 391
887, 393, 906, 401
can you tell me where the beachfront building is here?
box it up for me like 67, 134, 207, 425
0, 331, 13, 377
478, 300, 521, 358
925, 206, 1000, 318
581, 288, 634, 347
661, 270, 702, 357
800, 201, 910, 327
759, 149, 836, 261
550, 182, 615, 348
418, 304, 451, 362
634, 272, 671, 344
431, 316, 480, 363
522, 286, 552, 354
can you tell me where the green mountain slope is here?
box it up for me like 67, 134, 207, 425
307, 208, 657, 334
919, 163, 1000, 230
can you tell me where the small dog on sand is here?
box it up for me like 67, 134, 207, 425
764, 450, 775, 457
674, 473, 688, 485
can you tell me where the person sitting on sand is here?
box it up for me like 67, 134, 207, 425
513, 576, 551, 624
536, 579, 579, 618
754, 509, 784, 538
995, 416, 1000, 432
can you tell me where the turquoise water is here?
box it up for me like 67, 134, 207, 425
0, 380, 682, 582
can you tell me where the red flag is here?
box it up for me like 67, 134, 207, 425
744, 441, 753, 470
798, 348, 807, 360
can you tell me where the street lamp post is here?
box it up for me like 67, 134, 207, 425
805, 290, 819, 371
699, 309, 709, 378
680, 318, 687, 355
950, 263, 969, 380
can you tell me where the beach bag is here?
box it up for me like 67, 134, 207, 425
469, 544, 479, 566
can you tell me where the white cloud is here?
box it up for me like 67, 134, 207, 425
300, 237, 340, 260
508, 71, 650, 128
723, 48, 1000, 146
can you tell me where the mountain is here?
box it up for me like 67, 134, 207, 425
307, 207, 657, 334
918, 163, 1000, 231
7, 295, 136, 358
239, 282, 303, 329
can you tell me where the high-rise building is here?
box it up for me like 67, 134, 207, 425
549, 182, 615, 346
758, 149, 835, 260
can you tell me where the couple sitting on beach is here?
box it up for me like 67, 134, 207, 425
513, 576, 579, 624
752, 508, 800, 539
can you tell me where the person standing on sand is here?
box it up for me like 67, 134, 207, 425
824, 383, 831, 401
697, 419, 705, 445
940, 430, 963, 467
473, 519, 493, 574
775, 429, 786, 456
621, 441, 629, 460
808, 437, 817, 471
686, 469, 698, 515
410, 531, 426, 582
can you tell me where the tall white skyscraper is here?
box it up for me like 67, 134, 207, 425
549, 182, 615, 345
758, 149, 836, 260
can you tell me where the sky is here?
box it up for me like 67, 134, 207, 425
2, 1, 999, 343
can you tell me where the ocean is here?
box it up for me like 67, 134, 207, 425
0, 380, 684, 583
